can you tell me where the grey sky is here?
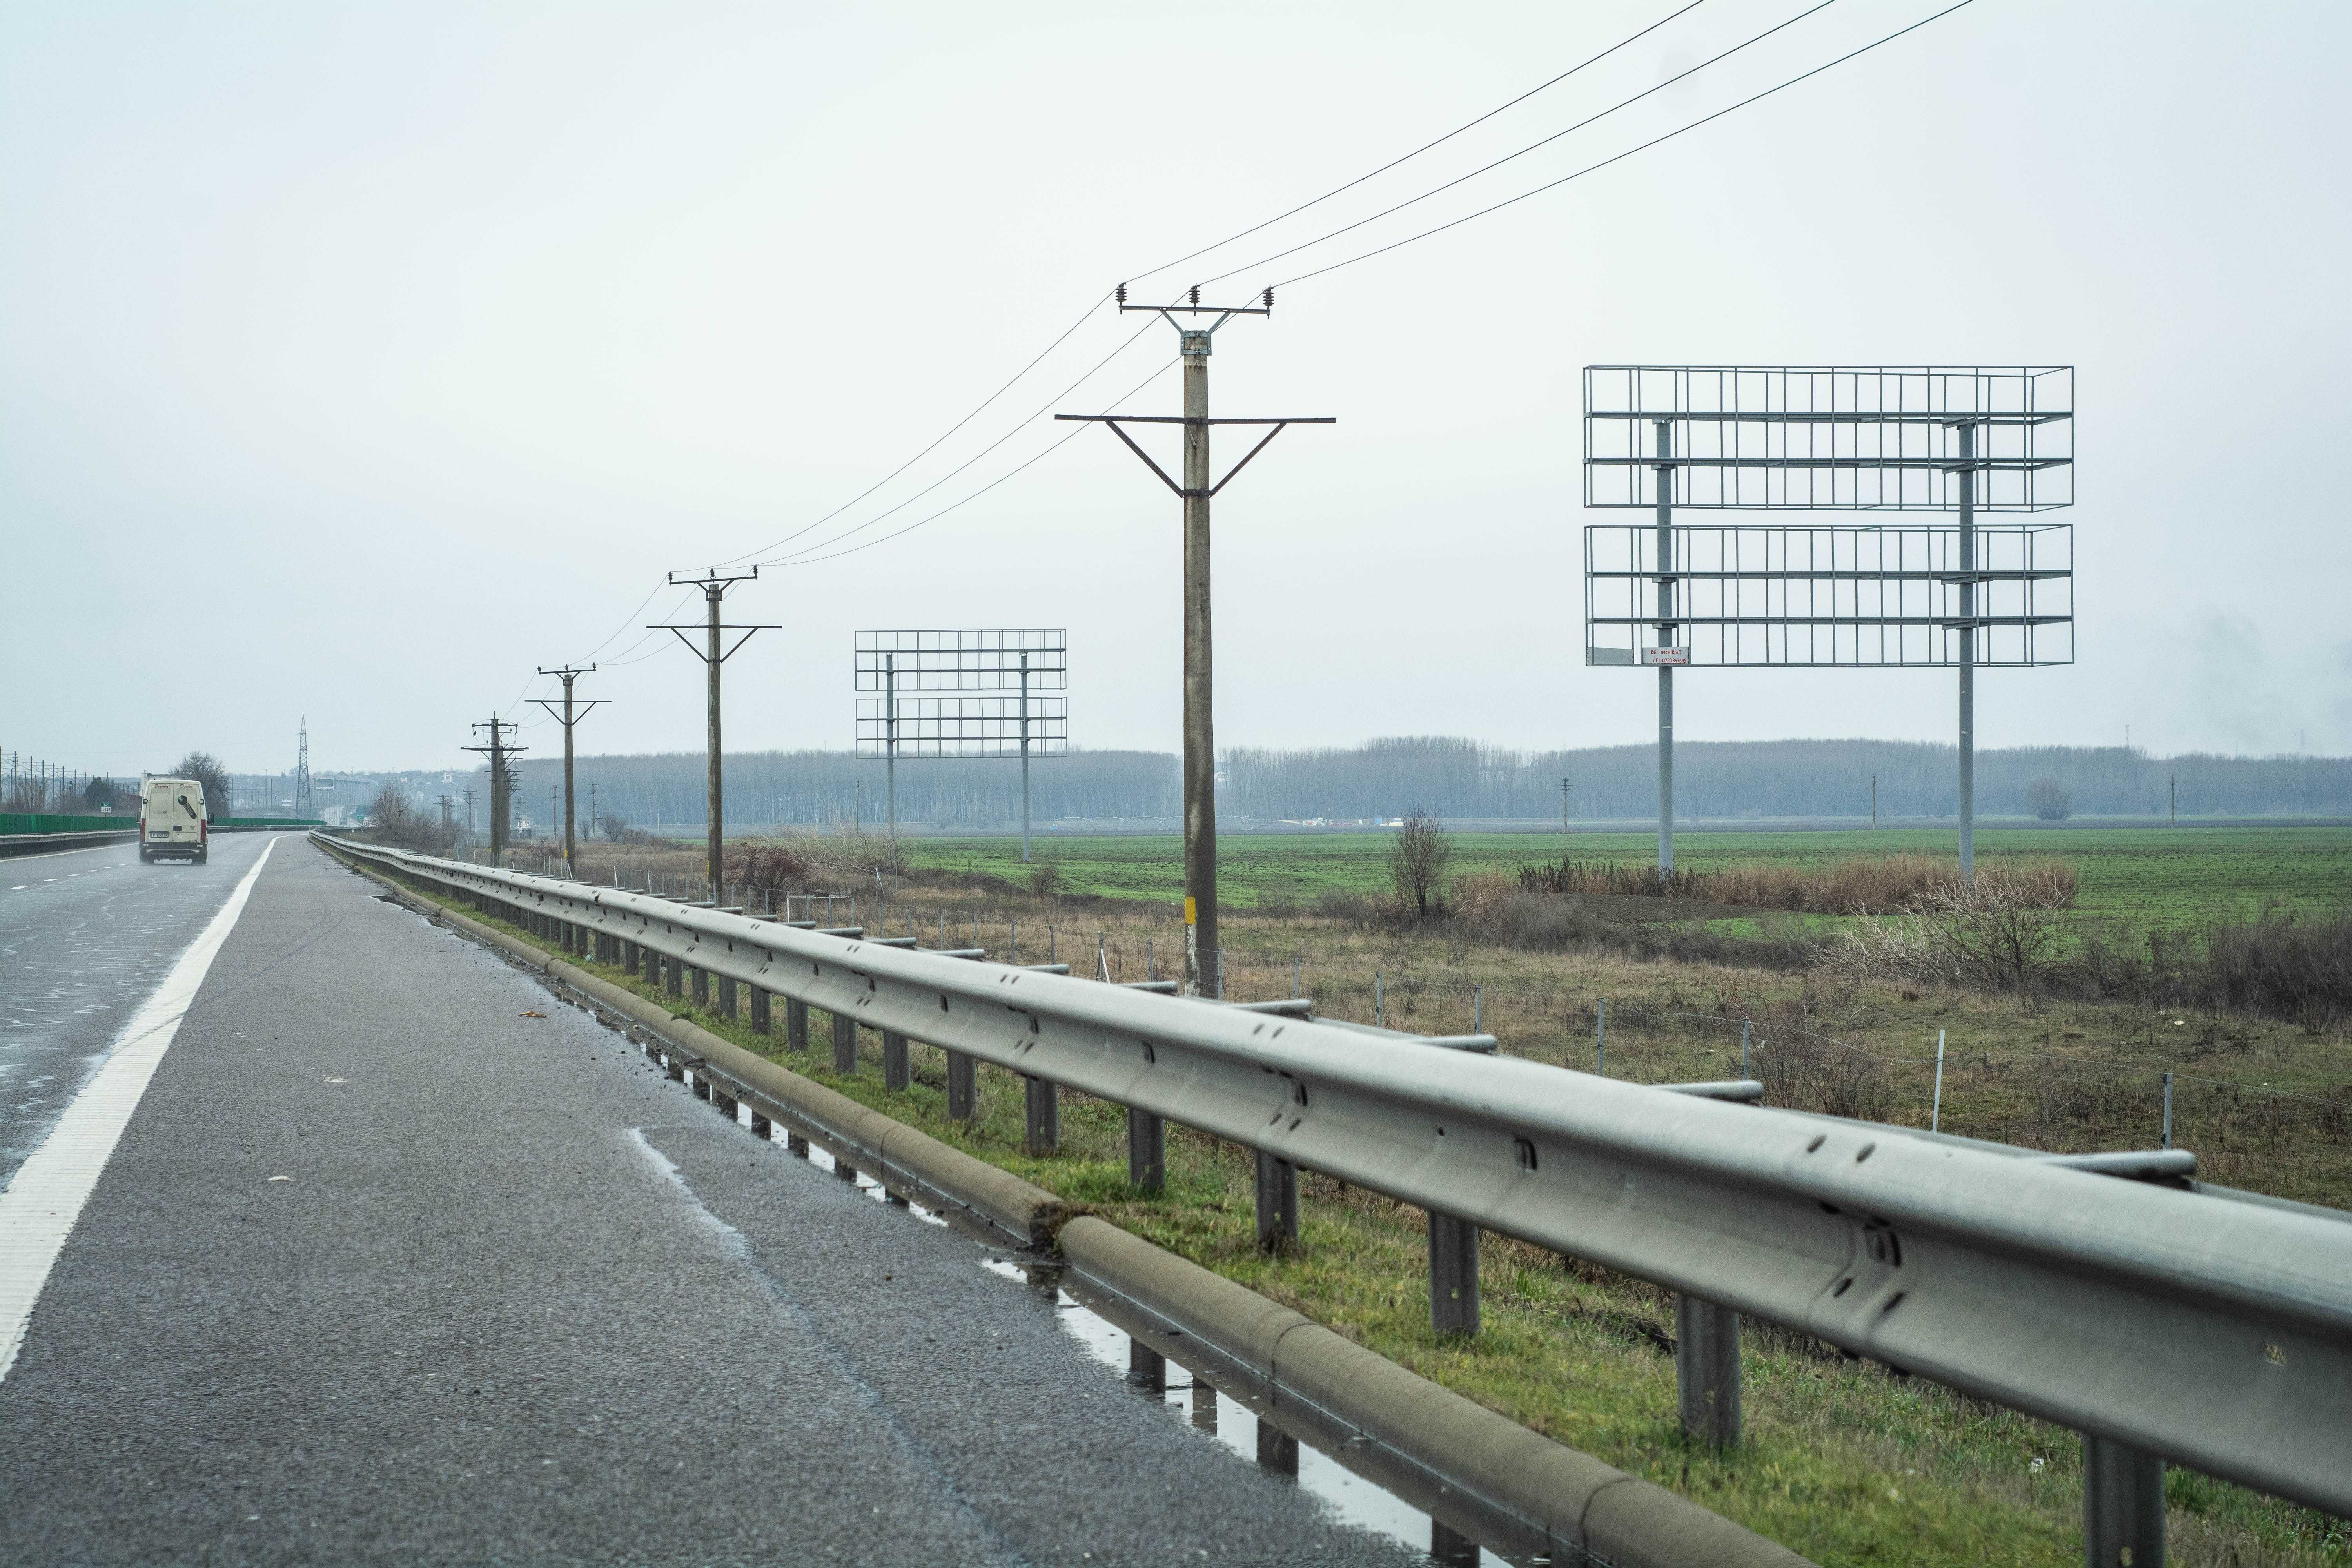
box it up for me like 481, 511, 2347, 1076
5, 1, 2347, 777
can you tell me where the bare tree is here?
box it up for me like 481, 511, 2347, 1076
1388, 809, 1454, 918
172, 751, 232, 820
2028, 776, 2073, 820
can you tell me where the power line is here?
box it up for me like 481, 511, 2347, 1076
710, 292, 1113, 568
1261, 0, 1975, 291
765, 356, 1177, 570
1190, 0, 1844, 291
1122, 0, 1712, 290
745, 321, 1162, 568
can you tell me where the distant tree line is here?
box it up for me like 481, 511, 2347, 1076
485, 737, 2352, 831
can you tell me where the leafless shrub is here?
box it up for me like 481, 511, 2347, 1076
2192, 913, 2352, 1030
730, 839, 818, 896
1388, 809, 1454, 918
2028, 776, 2074, 820
1755, 1031, 1893, 1122
366, 785, 457, 853
1028, 860, 1064, 898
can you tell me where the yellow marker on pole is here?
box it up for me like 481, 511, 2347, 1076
1184, 896, 1196, 926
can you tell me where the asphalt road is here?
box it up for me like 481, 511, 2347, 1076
0, 839, 1425, 1566
0, 832, 277, 1188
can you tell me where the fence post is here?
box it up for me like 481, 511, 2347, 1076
1254, 1152, 1298, 1252
1740, 1018, 1751, 1075
1931, 1029, 1947, 1133
947, 1050, 976, 1121
2162, 1072, 2174, 1149
1024, 1076, 1058, 1155
1375, 971, 1383, 1028
1675, 1295, 1742, 1446
785, 998, 808, 1052
883, 1030, 909, 1091
1127, 1108, 1165, 1192
2082, 1434, 2167, 1568
1428, 1212, 1479, 1336
832, 1011, 857, 1074
1597, 998, 1606, 1076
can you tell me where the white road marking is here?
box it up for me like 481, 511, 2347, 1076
0, 838, 277, 1383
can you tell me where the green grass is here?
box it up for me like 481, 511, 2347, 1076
384, 866, 2351, 1566
909, 824, 2352, 937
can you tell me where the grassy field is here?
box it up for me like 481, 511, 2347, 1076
902, 824, 2352, 936
384, 866, 2352, 1567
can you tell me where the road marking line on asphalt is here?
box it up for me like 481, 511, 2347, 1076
0, 838, 277, 1384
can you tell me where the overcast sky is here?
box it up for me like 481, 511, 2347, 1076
5, 0, 2348, 778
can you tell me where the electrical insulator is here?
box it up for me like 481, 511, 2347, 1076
1115, 282, 1127, 305
1189, 285, 1200, 307
1262, 288, 1274, 311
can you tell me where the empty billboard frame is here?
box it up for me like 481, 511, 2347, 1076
855, 630, 1067, 860
1581, 367, 2075, 877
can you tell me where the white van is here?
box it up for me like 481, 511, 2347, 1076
140, 777, 209, 864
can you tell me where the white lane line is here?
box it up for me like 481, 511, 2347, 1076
0, 842, 137, 865
0, 837, 278, 1383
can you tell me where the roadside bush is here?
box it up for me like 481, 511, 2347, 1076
594, 812, 664, 846
2187, 912, 2352, 1029
1821, 878, 2068, 997
1028, 860, 1065, 898
1387, 809, 1453, 917
2029, 776, 2074, 820
730, 839, 818, 896
366, 785, 458, 853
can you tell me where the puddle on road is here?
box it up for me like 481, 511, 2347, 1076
976, 1258, 1520, 1566
622, 1018, 1524, 1564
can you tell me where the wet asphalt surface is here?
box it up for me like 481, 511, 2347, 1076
0, 840, 1425, 1566
0, 833, 275, 1187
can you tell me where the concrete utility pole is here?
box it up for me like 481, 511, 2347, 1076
1561, 776, 1572, 837
1057, 285, 1331, 997
532, 664, 604, 876
652, 569, 775, 900
462, 718, 525, 858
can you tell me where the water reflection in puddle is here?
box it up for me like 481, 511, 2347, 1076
642, 1035, 1504, 1561
978, 1258, 1508, 1565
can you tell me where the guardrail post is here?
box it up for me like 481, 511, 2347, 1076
883, 1031, 909, 1091
947, 1051, 976, 1120
621, 938, 638, 975
1429, 1522, 1479, 1566
1024, 1076, 1059, 1154
750, 1110, 771, 1139
717, 974, 737, 1020
831, 1011, 857, 1074
750, 988, 771, 1035
691, 965, 709, 1006
1127, 1108, 1165, 1192
1256, 1417, 1298, 1475
1254, 1152, 1298, 1252
1128, 1340, 1165, 1392
711, 1082, 738, 1120
2083, 1434, 2166, 1568
1675, 1294, 1742, 1446
664, 955, 682, 998
786, 998, 808, 1051
1428, 1212, 1479, 1336
786, 1130, 809, 1156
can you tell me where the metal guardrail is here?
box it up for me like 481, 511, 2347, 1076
318, 835, 2352, 1539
